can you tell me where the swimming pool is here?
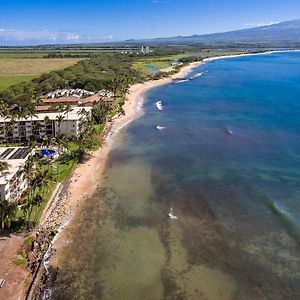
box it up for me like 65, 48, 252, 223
40, 149, 55, 157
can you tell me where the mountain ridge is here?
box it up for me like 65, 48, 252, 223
121, 19, 300, 47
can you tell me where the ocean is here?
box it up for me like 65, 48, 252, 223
50, 52, 300, 300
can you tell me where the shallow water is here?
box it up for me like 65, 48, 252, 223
51, 52, 300, 300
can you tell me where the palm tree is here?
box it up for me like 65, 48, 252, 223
63, 104, 73, 132
3, 119, 13, 146
56, 115, 65, 136
32, 194, 43, 224
33, 121, 42, 140
28, 168, 53, 225
35, 97, 44, 107
78, 107, 89, 119
0, 160, 10, 176
43, 115, 53, 138
0, 200, 17, 229
0, 101, 8, 144
28, 105, 38, 141
28, 137, 37, 151
56, 134, 69, 152
111, 77, 129, 115
42, 136, 49, 149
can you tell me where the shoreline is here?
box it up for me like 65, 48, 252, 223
35, 57, 204, 299
18, 49, 295, 299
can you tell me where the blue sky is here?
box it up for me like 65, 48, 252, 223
0, 0, 299, 45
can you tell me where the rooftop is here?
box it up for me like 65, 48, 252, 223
41, 95, 113, 104
0, 147, 32, 184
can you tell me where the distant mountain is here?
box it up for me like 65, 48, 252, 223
121, 19, 300, 48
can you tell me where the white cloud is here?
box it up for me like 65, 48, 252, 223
66, 33, 81, 41
244, 21, 280, 27
0, 29, 85, 45
100, 35, 114, 41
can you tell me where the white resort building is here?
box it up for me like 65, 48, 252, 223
0, 107, 92, 143
0, 147, 33, 202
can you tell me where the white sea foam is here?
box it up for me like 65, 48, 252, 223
189, 72, 203, 80
136, 95, 144, 111
156, 101, 163, 110
174, 79, 189, 84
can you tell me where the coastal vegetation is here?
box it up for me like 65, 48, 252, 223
0, 53, 145, 106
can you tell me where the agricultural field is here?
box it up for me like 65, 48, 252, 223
0, 47, 140, 59
0, 58, 83, 91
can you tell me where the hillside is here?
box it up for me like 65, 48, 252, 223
121, 19, 300, 48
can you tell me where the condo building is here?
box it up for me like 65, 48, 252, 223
0, 147, 33, 203
0, 107, 92, 144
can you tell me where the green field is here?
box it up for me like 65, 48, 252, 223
0, 58, 83, 91
133, 51, 244, 74
0, 48, 140, 59
0, 75, 36, 91
133, 53, 192, 74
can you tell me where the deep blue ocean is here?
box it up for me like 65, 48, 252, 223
139, 51, 300, 233
52, 52, 300, 300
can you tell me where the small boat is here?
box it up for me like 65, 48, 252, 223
168, 208, 177, 220
156, 126, 165, 130
156, 100, 163, 110
225, 129, 233, 135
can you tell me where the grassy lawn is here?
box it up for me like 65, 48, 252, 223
0, 58, 83, 77
0, 75, 36, 91
0, 58, 84, 91
14, 252, 27, 265
133, 51, 244, 74
16, 141, 80, 225
133, 53, 193, 74
94, 124, 105, 135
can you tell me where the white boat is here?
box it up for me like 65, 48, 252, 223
156, 100, 163, 110
168, 208, 177, 220
156, 126, 165, 130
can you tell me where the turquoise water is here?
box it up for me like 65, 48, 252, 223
51, 52, 300, 299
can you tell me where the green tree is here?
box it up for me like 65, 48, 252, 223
0, 200, 17, 229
